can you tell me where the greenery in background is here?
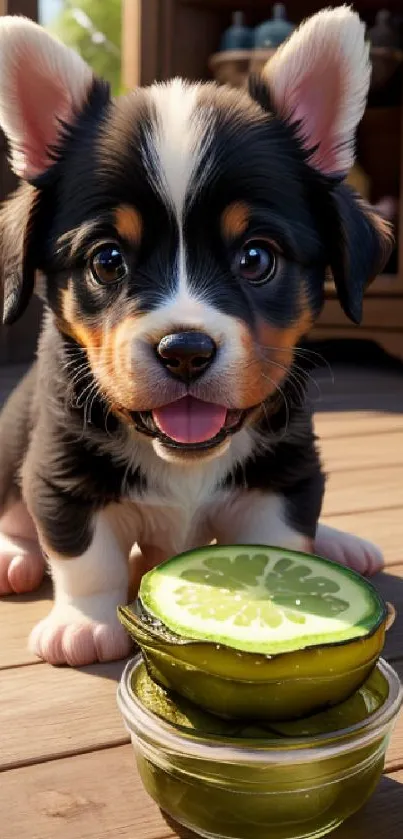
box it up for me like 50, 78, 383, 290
49, 0, 122, 95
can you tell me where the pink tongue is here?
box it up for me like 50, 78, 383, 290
152, 396, 227, 444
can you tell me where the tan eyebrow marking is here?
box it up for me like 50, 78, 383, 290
114, 205, 143, 246
56, 205, 143, 262
221, 201, 250, 240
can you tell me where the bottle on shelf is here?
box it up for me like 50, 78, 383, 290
254, 3, 295, 49
368, 9, 400, 49
219, 11, 254, 52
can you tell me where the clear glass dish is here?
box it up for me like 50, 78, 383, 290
117, 655, 402, 839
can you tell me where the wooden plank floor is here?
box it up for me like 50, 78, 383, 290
1, 362, 403, 839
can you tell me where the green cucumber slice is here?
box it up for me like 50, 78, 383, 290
139, 546, 385, 656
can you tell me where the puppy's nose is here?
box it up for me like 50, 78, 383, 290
156, 331, 217, 382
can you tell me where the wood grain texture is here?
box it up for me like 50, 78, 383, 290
323, 467, 403, 517
0, 579, 52, 669
318, 296, 403, 329
121, 0, 141, 90
316, 411, 403, 440
0, 745, 169, 839
0, 743, 402, 839
0, 660, 130, 770
321, 431, 403, 472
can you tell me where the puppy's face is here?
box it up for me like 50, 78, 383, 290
0, 11, 393, 463
43, 82, 325, 461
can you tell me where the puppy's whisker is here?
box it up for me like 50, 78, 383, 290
84, 383, 102, 431
62, 363, 87, 378
258, 347, 327, 402
258, 372, 290, 442
77, 380, 104, 438
292, 364, 326, 403
72, 376, 96, 409
103, 402, 116, 438
60, 353, 87, 371
68, 368, 93, 396
260, 344, 334, 382
260, 368, 305, 410
259, 356, 306, 398
63, 365, 91, 391
251, 346, 308, 406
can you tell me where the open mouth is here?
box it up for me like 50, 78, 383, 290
130, 396, 250, 451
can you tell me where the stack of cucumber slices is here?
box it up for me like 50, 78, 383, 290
118, 545, 388, 722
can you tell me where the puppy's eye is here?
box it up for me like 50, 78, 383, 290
233, 240, 277, 286
90, 244, 128, 285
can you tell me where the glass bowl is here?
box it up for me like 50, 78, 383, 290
117, 655, 402, 839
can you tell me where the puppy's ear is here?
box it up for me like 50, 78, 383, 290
0, 16, 95, 179
0, 185, 44, 325
249, 7, 393, 322
325, 185, 393, 324
0, 17, 108, 323
255, 6, 370, 178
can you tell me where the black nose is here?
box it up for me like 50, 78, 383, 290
156, 331, 217, 382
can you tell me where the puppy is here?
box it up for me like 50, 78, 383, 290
0, 8, 391, 666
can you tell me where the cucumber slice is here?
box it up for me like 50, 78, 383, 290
139, 546, 385, 656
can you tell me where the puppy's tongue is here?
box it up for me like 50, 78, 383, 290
152, 396, 227, 444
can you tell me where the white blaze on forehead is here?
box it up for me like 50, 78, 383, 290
147, 79, 209, 221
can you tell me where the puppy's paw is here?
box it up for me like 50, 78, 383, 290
29, 598, 132, 666
0, 533, 45, 595
315, 524, 384, 576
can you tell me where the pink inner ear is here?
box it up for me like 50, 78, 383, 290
282, 55, 345, 176
15, 61, 73, 179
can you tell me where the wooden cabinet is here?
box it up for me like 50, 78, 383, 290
128, 0, 403, 361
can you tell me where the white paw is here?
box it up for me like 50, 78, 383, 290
0, 532, 45, 595
315, 524, 384, 576
29, 597, 132, 666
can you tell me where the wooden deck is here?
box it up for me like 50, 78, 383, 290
1, 361, 403, 839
